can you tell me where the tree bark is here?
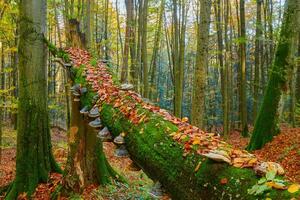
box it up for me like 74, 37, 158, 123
141, 0, 149, 98
239, 0, 248, 137
191, 0, 211, 128
5, 1, 61, 198
247, 0, 300, 150
253, 0, 262, 122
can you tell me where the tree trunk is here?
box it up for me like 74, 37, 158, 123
0, 43, 4, 163
239, 0, 248, 137
141, 0, 149, 98
296, 33, 300, 104
172, 0, 181, 117
5, 1, 61, 198
121, 0, 132, 83
191, 0, 211, 128
253, 0, 262, 122
247, 0, 300, 150
223, 0, 230, 138
49, 17, 121, 194
149, 0, 165, 101
85, 0, 94, 50
62, 93, 118, 192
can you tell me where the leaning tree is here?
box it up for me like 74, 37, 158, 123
248, 0, 300, 150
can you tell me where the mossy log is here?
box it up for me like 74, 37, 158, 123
60, 47, 300, 200
45, 42, 300, 200
99, 103, 299, 200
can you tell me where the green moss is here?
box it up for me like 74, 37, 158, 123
43, 38, 70, 63
99, 103, 300, 200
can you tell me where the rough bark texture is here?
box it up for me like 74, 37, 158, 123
191, 0, 211, 128
253, 0, 262, 121
239, 0, 248, 137
248, 0, 300, 150
5, 1, 61, 198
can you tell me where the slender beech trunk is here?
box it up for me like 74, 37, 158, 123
104, 0, 109, 59
0, 44, 3, 163
247, 0, 300, 150
191, 0, 211, 128
137, 0, 143, 93
141, 0, 149, 98
85, 0, 94, 50
149, 0, 165, 101
5, 1, 61, 198
296, 33, 300, 105
172, 0, 180, 116
253, 0, 262, 122
121, 0, 132, 83
223, 0, 230, 138
214, 0, 224, 105
239, 0, 248, 136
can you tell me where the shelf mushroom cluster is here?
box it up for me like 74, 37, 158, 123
70, 82, 132, 158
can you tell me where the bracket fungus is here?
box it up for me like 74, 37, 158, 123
88, 117, 103, 128
97, 127, 113, 142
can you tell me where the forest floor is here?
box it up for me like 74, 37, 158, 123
0, 124, 299, 199
0, 126, 169, 200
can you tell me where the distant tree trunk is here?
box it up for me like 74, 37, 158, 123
296, 33, 300, 103
149, 0, 165, 101
141, 0, 149, 98
85, 0, 94, 50
172, 0, 186, 117
5, 1, 61, 198
115, 0, 124, 71
0, 44, 4, 163
214, 0, 224, 104
266, 0, 274, 76
121, 0, 133, 83
104, 0, 109, 59
137, 0, 144, 93
223, 0, 230, 138
172, 0, 180, 116
54, 1, 62, 48
253, 0, 262, 122
191, 0, 211, 128
178, 0, 186, 115
239, 0, 248, 137
247, 0, 300, 150
128, 0, 137, 88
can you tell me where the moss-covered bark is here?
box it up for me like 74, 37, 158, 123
5, 1, 61, 199
248, 0, 300, 150
99, 103, 299, 200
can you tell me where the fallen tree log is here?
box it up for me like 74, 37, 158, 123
63, 48, 300, 200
